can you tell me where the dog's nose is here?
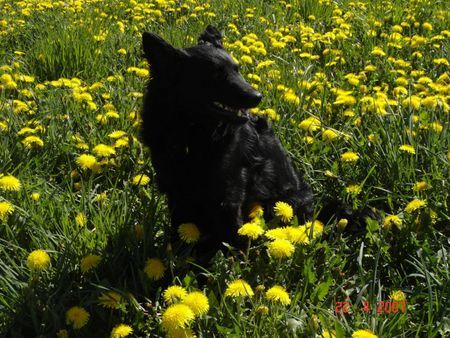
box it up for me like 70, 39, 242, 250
250, 91, 263, 106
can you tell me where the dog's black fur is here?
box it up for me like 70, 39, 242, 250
141, 26, 314, 258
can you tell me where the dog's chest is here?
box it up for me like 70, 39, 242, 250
183, 121, 229, 158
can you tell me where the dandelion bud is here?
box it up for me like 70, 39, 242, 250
256, 305, 269, 315
337, 218, 348, 232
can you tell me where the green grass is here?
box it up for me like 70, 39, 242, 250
0, 0, 449, 337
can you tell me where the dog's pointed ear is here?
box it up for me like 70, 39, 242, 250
198, 25, 223, 48
143, 32, 176, 61
142, 32, 187, 78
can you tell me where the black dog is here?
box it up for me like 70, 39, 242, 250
141, 26, 314, 259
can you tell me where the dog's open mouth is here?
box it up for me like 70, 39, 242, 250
212, 101, 250, 122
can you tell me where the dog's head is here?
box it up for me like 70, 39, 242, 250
143, 25, 262, 122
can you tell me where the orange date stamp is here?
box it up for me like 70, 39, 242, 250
335, 300, 407, 314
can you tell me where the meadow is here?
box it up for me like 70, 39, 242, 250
0, 0, 449, 337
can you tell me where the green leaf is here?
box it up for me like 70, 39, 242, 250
303, 258, 316, 284
366, 217, 380, 233
311, 276, 333, 303
215, 325, 234, 335
357, 241, 364, 269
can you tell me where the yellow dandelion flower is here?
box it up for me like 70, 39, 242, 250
0, 121, 8, 131
341, 151, 359, 162
27, 249, 51, 271
96, 114, 107, 123
334, 94, 357, 106
76, 154, 97, 170
18, 127, 38, 136
12, 100, 29, 113
74, 92, 93, 103
248, 203, 264, 219
285, 226, 309, 244
111, 324, 133, 338
265, 227, 288, 240
66, 306, 90, 329
422, 22, 432, 31
321, 330, 336, 338
346, 184, 362, 195
267, 239, 295, 259
322, 129, 339, 141
161, 304, 195, 332
94, 192, 108, 203
225, 279, 254, 298
89, 82, 103, 91
402, 95, 421, 109
127, 67, 149, 78
299, 116, 321, 132
283, 91, 300, 105
114, 137, 129, 148
421, 96, 437, 109
31, 192, 40, 201
238, 221, 264, 240
164, 286, 188, 304
241, 55, 253, 64
108, 130, 127, 139
352, 329, 377, 338
429, 122, 443, 133
413, 181, 429, 191
117, 48, 127, 55
0, 175, 21, 191
76, 142, 89, 150
395, 77, 408, 86
178, 223, 201, 243
433, 58, 449, 66
303, 136, 315, 144
274, 201, 294, 223
324, 170, 337, 178
98, 291, 123, 309
371, 46, 386, 56
389, 290, 406, 302
0, 73, 13, 84
93, 144, 116, 157
135, 68, 149, 78
4, 79, 17, 89
22, 135, 44, 148
383, 215, 402, 230
343, 109, 355, 117
304, 220, 324, 238
144, 258, 165, 280
405, 199, 426, 213
183, 291, 210, 316
345, 73, 360, 86
132, 174, 150, 186
393, 86, 408, 97
265, 285, 291, 305
80, 254, 101, 273
167, 328, 196, 338
399, 144, 415, 154
75, 212, 87, 227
